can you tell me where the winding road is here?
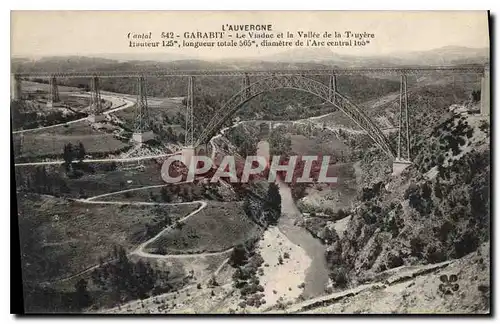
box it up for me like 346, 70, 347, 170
14, 153, 179, 167
76, 183, 227, 260
52, 180, 231, 284
45, 194, 220, 285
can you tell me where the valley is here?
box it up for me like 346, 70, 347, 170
11, 56, 490, 314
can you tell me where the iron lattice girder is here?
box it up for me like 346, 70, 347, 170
397, 74, 411, 161
329, 74, 337, 102
241, 73, 251, 101
49, 76, 60, 103
134, 76, 150, 132
185, 76, 195, 147
196, 75, 396, 158
12, 74, 22, 100
14, 65, 486, 78
89, 76, 102, 114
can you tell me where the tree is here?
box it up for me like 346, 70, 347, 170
239, 139, 257, 158
264, 183, 282, 225
471, 90, 481, 102
74, 279, 91, 309
229, 243, 248, 267
63, 143, 73, 171
77, 142, 86, 161
242, 198, 252, 218
166, 126, 177, 142
268, 129, 292, 156
329, 266, 349, 288
134, 260, 155, 299
160, 187, 171, 202
33, 167, 49, 193
207, 275, 219, 287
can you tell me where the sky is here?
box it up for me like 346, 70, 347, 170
11, 11, 490, 59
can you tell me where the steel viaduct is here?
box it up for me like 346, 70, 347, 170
11, 64, 490, 174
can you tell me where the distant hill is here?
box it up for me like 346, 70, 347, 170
86, 52, 193, 62
11, 46, 489, 73
11, 57, 236, 74
386, 46, 489, 66
253, 46, 489, 67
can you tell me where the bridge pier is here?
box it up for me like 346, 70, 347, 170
47, 76, 60, 107
480, 64, 490, 116
11, 74, 21, 100
242, 73, 251, 102
392, 159, 412, 176
181, 146, 195, 169
328, 73, 337, 102
393, 74, 412, 175
132, 76, 155, 143
397, 74, 411, 159
88, 76, 105, 122
185, 76, 194, 147
132, 131, 155, 143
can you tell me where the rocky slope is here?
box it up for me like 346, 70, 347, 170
323, 110, 489, 301
286, 242, 490, 314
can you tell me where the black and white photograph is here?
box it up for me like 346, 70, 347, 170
9, 10, 491, 315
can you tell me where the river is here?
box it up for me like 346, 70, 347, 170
276, 181, 330, 298
212, 120, 342, 298
255, 140, 330, 298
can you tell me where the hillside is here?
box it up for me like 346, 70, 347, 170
322, 110, 489, 290
287, 242, 490, 314
12, 46, 488, 69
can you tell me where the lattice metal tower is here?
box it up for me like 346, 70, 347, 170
11, 74, 21, 100
328, 73, 337, 103
185, 76, 194, 147
134, 76, 150, 132
480, 63, 490, 116
90, 76, 102, 114
397, 74, 411, 161
241, 73, 251, 102
48, 76, 60, 104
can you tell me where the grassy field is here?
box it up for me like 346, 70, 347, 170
19, 93, 90, 112
95, 181, 238, 204
12, 117, 132, 161
145, 201, 261, 254
15, 159, 169, 199
17, 193, 199, 283
115, 97, 185, 121
13, 127, 130, 160
113, 97, 186, 142
22, 80, 84, 94
289, 133, 350, 157
13, 81, 94, 131
297, 162, 359, 215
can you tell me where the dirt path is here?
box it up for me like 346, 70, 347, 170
84, 184, 173, 201
45, 181, 219, 286
130, 200, 218, 259
47, 198, 220, 285
14, 151, 179, 166
78, 182, 215, 259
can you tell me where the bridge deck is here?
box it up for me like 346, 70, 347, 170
13, 65, 486, 78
